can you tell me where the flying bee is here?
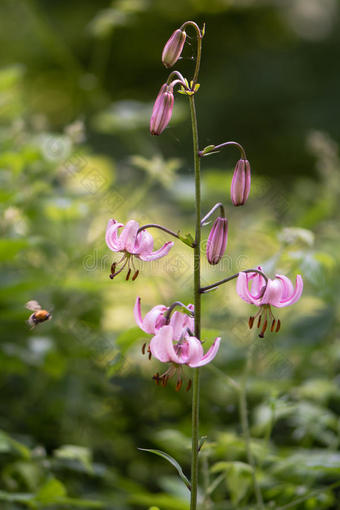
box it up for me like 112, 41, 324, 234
25, 300, 52, 328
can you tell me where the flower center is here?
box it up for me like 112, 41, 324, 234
109, 252, 139, 281
248, 304, 281, 338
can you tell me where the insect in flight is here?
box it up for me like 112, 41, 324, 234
25, 300, 52, 328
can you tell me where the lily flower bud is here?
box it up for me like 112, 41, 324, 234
150, 84, 174, 136
162, 29, 187, 69
231, 159, 251, 206
206, 217, 228, 265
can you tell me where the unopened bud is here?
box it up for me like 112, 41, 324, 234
206, 217, 228, 265
150, 84, 174, 136
231, 159, 251, 206
162, 29, 186, 69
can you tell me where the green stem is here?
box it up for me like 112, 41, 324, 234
189, 92, 201, 510
239, 351, 265, 510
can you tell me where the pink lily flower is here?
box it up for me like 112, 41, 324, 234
134, 297, 194, 336
236, 266, 303, 337
106, 219, 174, 280
150, 325, 221, 390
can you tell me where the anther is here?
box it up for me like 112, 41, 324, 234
142, 343, 146, 355
271, 319, 276, 332
162, 376, 168, 387
276, 319, 281, 333
249, 316, 254, 329
176, 378, 183, 392
148, 351, 152, 360
152, 373, 160, 385
186, 379, 192, 392
132, 270, 139, 281
259, 319, 268, 338
111, 262, 116, 274
257, 315, 262, 328
109, 274, 114, 279
126, 268, 131, 281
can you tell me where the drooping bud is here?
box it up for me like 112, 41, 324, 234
162, 29, 186, 69
150, 84, 174, 136
206, 217, 228, 265
231, 159, 251, 206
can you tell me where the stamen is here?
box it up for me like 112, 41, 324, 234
132, 270, 139, 281
257, 315, 262, 328
271, 319, 276, 332
186, 379, 192, 392
110, 262, 116, 274
126, 268, 131, 281
276, 319, 281, 333
259, 319, 268, 338
176, 378, 183, 392
152, 373, 160, 385
249, 316, 254, 329
141, 343, 146, 355
148, 351, 152, 360
110, 258, 128, 279
162, 375, 169, 387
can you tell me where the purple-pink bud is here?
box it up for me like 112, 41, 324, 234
231, 159, 251, 206
162, 29, 186, 69
150, 84, 174, 136
206, 217, 228, 265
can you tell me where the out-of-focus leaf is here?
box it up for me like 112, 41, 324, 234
0, 239, 28, 261
129, 491, 189, 510
54, 445, 93, 473
0, 430, 31, 459
35, 478, 66, 503
211, 461, 253, 504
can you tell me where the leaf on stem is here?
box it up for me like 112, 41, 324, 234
138, 448, 191, 491
177, 231, 195, 247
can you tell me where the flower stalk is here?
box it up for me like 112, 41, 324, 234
188, 76, 202, 510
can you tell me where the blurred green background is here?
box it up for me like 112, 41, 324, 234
1, 0, 340, 508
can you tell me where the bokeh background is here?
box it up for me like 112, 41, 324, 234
1, 0, 340, 508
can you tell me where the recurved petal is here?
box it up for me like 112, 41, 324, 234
139, 241, 174, 261
260, 278, 283, 306
170, 311, 188, 341
276, 274, 303, 307
236, 272, 257, 304
118, 220, 139, 253
134, 296, 144, 330
275, 274, 294, 300
150, 325, 182, 364
143, 305, 167, 334
105, 219, 124, 252
189, 337, 221, 367
183, 336, 204, 365
134, 229, 154, 256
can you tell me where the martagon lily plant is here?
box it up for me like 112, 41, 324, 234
105, 21, 303, 509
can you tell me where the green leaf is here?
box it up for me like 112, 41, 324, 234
211, 461, 253, 505
0, 239, 28, 261
54, 444, 93, 473
138, 448, 191, 491
0, 490, 35, 505
0, 429, 31, 459
177, 232, 194, 248
35, 478, 66, 503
